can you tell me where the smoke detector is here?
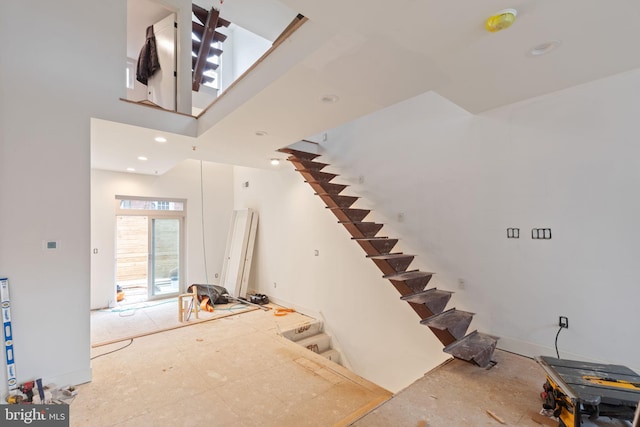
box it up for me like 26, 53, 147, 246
485, 9, 517, 32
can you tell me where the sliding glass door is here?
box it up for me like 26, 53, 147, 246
150, 218, 180, 297
115, 197, 185, 304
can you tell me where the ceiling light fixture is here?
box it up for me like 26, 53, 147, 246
255, 131, 268, 136
138, 156, 148, 161
154, 136, 167, 143
270, 158, 280, 166
527, 40, 562, 57
321, 95, 339, 104
485, 9, 517, 32
126, 167, 136, 172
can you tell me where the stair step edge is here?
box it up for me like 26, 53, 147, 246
327, 207, 370, 212
443, 330, 499, 351
367, 253, 414, 259
400, 287, 451, 300
277, 148, 321, 159
420, 308, 475, 325
279, 320, 324, 342
320, 349, 341, 364
443, 331, 499, 367
296, 333, 332, 354
384, 270, 434, 280
316, 193, 359, 198
351, 237, 390, 241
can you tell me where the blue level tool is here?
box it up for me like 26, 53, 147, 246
0, 278, 17, 390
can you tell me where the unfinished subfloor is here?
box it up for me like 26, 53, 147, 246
90, 297, 254, 345
82, 303, 634, 427
79, 305, 390, 427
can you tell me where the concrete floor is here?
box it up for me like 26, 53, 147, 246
83, 302, 635, 427
351, 351, 633, 427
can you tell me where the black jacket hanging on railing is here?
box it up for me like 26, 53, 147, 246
136, 25, 161, 85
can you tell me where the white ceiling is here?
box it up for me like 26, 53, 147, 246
94, 0, 640, 175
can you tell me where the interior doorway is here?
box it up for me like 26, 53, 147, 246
115, 197, 185, 304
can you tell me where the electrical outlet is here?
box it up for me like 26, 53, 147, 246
532, 228, 552, 239
559, 316, 569, 329
507, 228, 520, 238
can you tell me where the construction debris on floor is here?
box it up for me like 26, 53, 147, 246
5, 379, 77, 405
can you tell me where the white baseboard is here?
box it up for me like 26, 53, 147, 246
46, 367, 93, 389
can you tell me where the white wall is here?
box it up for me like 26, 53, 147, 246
0, 0, 121, 397
320, 70, 640, 374
233, 68, 640, 392
219, 24, 272, 93
233, 166, 450, 393
0, 0, 195, 397
91, 160, 234, 309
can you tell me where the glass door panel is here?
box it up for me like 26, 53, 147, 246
150, 218, 180, 298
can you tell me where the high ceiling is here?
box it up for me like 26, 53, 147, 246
93, 0, 640, 175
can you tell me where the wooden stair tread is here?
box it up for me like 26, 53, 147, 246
317, 193, 358, 199
351, 237, 390, 241
331, 208, 370, 223
367, 253, 412, 260
277, 147, 320, 160
306, 181, 348, 195
289, 158, 329, 170
316, 194, 359, 208
191, 42, 223, 59
296, 169, 338, 182
339, 222, 384, 228
341, 222, 384, 238
353, 237, 398, 256
328, 207, 369, 212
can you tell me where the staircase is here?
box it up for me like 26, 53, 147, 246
280, 317, 342, 365
278, 146, 498, 367
191, 5, 231, 91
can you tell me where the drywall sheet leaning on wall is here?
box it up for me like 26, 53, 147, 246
220, 208, 258, 297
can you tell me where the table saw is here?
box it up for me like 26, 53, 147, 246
535, 356, 640, 427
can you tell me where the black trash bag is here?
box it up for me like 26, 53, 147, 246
188, 284, 230, 307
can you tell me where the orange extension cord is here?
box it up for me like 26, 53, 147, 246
274, 307, 296, 316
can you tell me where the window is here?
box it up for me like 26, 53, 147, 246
117, 198, 184, 212
126, 59, 136, 89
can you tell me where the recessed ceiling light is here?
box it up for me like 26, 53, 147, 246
485, 9, 517, 32
155, 136, 167, 143
138, 156, 148, 161
321, 95, 339, 104
255, 131, 268, 136
270, 158, 280, 166
126, 167, 136, 172
527, 40, 562, 57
